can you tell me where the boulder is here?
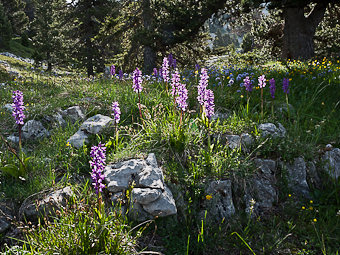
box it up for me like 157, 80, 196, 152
22, 120, 49, 140
105, 159, 145, 193
226, 135, 241, 150
142, 185, 177, 217
106, 154, 177, 221
259, 123, 286, 138
20, 186, 73, 222
62, 106, 85, 124
0, 218, 10, 234
245, 159, 277, 213
322, 148, 340, 180
80, 114, 113, 134
202, 180, 235, 222
283, 157, 310, 198
66, 130, 89, 149
131, 188, 162, 205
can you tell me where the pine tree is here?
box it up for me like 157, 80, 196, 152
31, 0, 66, 71
241, 0, 339, 60
67, 0, 119, 77
0, 0, 28, 35
0, 2, 12, 48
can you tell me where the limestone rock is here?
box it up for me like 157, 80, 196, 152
20, 186, 73, 222
67, 130, 89, 148
259, 123, 286, 138
226, 135, 241, 150
22, 120, 49, 140
6, 135, 19, 144
105, 154, 177, 221
62, 106, 85, 124
142, 185, 177, 217
245, 159, 277, 212
80, 114, 113, 134
203, 180, 235, 222
322, 148, 340, 180
3, 103, 12, 112
138, 165, 164, 190
284, 157, 310, 198
131, 188, 162, 205
105, 159, 144, 193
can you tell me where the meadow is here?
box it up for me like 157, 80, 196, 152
0, 53, 339, 254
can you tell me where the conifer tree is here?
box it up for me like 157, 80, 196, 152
0, 2, 12, 48
0, 0, 28, 35
31, 0, 66, 71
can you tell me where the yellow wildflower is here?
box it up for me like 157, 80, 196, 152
206, 195, 212, 200
302, 206, 305, 210
66, 142, 71, 147
313, 218, 317, 222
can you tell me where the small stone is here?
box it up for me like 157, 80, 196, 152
0, 218, 10, 234
67, 130, 89, 148
226, 135, 241, 150
7, 135, 19, 144
259, 123, 286, 138
322, 148, 340, 180
80, 114, 113, 134
3, 103, 12, 112
62, 106, 85, 124
22, 120, 49, 140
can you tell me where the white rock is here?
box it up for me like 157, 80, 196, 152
142, 185, 177, 217
62, 106, 85, 124
138, 165, 164, 190
105, 159, 144, 193
67, 130, 89, 148
22, 120, 49, 140
322, 148, 340, 180
80, 114, 113, 134
259, 123, 286, 138
131, 188, 162, 205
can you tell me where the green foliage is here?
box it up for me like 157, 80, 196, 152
0, 3, 12, 48
0, 0, 28, 35
4, 183, 142, 254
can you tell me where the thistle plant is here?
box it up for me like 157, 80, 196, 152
89, 143, 106, 208
111, 101, 121, 150
162, 57, 170, 92
132, 67, 143, 120
197, 68, 209, 112
283, 78, 290, 119
269, 78, 276, 117
258, 75, 266, 119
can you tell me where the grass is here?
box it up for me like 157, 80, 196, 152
0, 53, 339, 254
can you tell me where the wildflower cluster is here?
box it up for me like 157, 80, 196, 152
269, 78, 276, 99
89, 143, 106, 194
111, 101, 121, 124
176, 83, 188, 111
12, 90, 25, 125
243, 76, 253, 92
110, 65, 115, 76
132, 68, 143, 93
197, 68, 209, 106
162, 57, 169, 83
204, 89, 215, 119
171, 69, 181, 97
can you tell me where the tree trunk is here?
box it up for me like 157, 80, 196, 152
282, 2, 327, 60
142, 0, 156, 74
86, 39, 94, 77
